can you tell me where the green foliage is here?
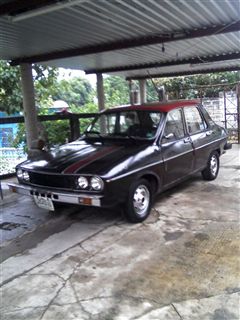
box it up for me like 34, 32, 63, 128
41, 102, 98, 147
0, 61, 22, 114
34, 65, 59, 109
71, 102, 98, 134
104, 76, 129, 108
148, 71, 240, 100
13, 102, 98, 149
12, 123, 26, 151
0, 60, 97, 147
51, 77, 94, 109
42, 120, 70, 146
42, 88, 97, 146
14, 119, 74, 149
0, 60, 59, 114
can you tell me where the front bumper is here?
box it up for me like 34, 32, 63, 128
8, 183, 103, 207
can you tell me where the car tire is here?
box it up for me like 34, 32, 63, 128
125, 179, 152, 223
201, 151, 219, 181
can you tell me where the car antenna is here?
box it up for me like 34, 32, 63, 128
147, 71, 159, 98
147, 71, 167, 102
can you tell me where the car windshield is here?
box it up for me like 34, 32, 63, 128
85, 110, 162, 140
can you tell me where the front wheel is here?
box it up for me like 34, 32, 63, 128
201, 151, 219, 181
125, 179, 152, 223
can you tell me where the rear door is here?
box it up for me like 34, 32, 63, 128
161, 108, 194, 186
183, 105, 212, 170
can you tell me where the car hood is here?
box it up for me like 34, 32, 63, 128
19, 140, 155, 179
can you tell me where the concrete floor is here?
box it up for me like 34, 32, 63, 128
0, 146, 239, 320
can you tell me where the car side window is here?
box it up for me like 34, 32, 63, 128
119, 111, 139, 133
106, 114, 117, 133
149, 112, 161, 126
162, 109, 185, 142
184, 106, 207, 134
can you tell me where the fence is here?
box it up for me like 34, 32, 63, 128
0, 148, 27, 176
200, 83, 240, 144
0, 147, 25, 159
167, 82, 240, 144
0, 112, 96, 177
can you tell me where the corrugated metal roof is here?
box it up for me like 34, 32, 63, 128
0, 0, 239, 78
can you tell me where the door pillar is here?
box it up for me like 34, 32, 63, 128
128, 80, 133, 105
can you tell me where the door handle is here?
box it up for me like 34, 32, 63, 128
206, 130, 213, 136
183, 137, 191, 143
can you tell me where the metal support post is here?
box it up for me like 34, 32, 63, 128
236, 83, 240, 144
96, 73, 105, 111
96, 73, 106, 133
139, 79, 146, 104
224, 89, 227, 129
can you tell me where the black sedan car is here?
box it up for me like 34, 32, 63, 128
9, 100, 231, 222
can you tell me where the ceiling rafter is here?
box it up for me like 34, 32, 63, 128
85, 52, 240, 74
10, 20, 240, 66
126, 66, 240, 80
0, 0, 58, 17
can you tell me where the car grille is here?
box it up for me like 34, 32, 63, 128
29, 172, 76, 190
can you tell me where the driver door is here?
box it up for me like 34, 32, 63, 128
161, 108, 194, 186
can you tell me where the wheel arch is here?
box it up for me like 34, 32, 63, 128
137, 172, 161, 194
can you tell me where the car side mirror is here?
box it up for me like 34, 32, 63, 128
164, 133, 174, 139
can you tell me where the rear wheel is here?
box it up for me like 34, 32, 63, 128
201, 151, 219, 181
125, 179, 152, 223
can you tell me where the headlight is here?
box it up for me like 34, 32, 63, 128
23, 171, 30, 181
77, 176, 88, 189
90, 176, 104, 191
17, 169, 23, 179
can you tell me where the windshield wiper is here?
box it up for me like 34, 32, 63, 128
125, 134, 137, 141
84, 130, 103, 138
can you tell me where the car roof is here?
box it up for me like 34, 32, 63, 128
104, 99, 200, 113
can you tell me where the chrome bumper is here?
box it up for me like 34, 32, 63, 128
8, 183, 102, 207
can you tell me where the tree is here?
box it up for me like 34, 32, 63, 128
103, 75, 129, 108
0, 60, 59, 114
0, 61, 22, 114
147, 71, 240, 100
34, 64, 59, 109
51, 77, 94, 109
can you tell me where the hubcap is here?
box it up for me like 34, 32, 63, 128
210, 155, 218, 176
133, 185, 150, 216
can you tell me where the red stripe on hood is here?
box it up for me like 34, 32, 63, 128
63, 146, 119, 174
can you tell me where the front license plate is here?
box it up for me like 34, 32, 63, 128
33, 195, 55, 211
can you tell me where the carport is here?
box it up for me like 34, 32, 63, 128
1, 1, 240, 319
0, 0, 240, 148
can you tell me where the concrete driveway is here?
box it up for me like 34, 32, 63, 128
0, 146, 239, 320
